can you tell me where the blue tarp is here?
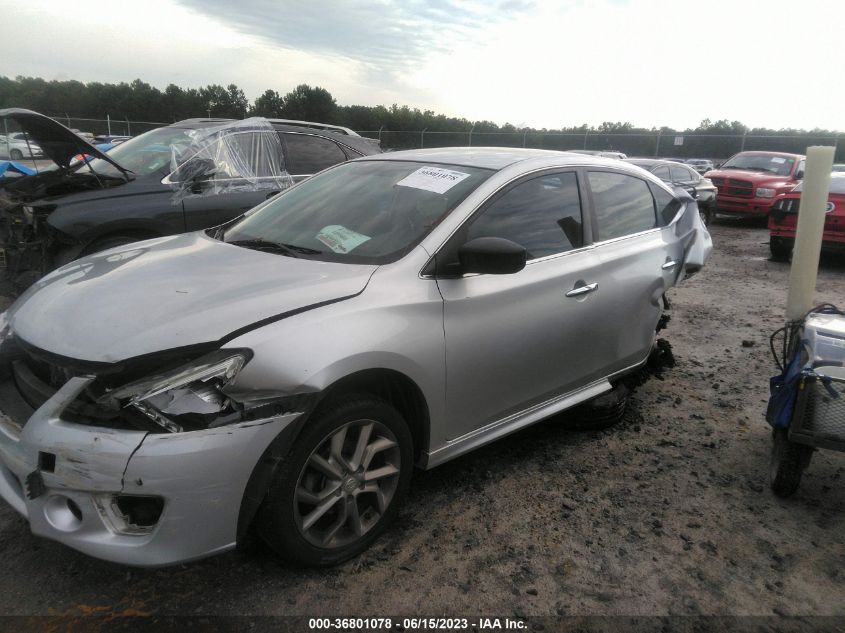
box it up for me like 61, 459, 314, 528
0, 160, 36, 180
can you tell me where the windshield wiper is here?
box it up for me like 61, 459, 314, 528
227, 238, 322, 258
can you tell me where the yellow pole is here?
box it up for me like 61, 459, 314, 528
785, 146, 835, 320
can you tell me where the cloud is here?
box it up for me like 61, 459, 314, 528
172, 0, 523, 72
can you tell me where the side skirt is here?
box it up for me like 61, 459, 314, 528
421, 378, 612, 469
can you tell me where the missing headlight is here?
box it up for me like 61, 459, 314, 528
98, 349, 252, 433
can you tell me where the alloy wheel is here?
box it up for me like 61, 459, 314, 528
293, 419, 401, 548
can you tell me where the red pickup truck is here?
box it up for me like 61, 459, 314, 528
706, 151, 805, 217
768, 172, 845, 259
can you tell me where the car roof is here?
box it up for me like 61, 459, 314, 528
360, 147, 636, 171
168, 118, 379, 155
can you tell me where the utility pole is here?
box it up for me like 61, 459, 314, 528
583, 129, 589, 150
655, 129, 662, 157
468, 122, 476, 147
420, 128, 427, 149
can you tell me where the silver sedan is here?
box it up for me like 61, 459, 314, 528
0, 148, 711, 566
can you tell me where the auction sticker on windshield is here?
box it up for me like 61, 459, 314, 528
397, 166, 471, 194
316, 225, 371, 254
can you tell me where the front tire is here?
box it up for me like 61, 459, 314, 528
699, 203, 714, 226
770, 236, 793, 261
10, 149, 23, 161
257, 395, 413, 566
769, 428, 813, 497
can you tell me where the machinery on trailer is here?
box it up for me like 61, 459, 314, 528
767, 306, 845, 495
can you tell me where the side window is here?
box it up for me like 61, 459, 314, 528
652, 165, 671, 182
670, 164, 697, 183
588, 171, 657, 241
649, 182, 682, 226
467, 172, 584, 260
282, 133, 347, 174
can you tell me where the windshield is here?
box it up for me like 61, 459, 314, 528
222, 160, 492, 264
82, 127, 194, 178
720, 153, 796, 176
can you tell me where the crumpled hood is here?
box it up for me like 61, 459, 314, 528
8, 232, 376, 363
0, 108, 125, 171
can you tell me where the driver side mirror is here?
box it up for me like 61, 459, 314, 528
458, 237, 527, 275
168, 157, 217, 185
795, 169, 804, 180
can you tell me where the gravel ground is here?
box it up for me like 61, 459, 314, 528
0, 219, 843, 618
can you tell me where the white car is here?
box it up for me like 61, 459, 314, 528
0, 133, 44, 160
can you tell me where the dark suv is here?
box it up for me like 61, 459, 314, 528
0, 111, 380, 287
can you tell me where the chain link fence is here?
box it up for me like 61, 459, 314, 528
30, 116, 844, 163
358, 129, 843, 162
47, 115, 167, 138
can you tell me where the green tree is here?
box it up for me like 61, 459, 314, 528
281, 84, 337, 122
251, 89, 284, 117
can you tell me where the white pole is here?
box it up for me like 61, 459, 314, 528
785, 145, 835, 320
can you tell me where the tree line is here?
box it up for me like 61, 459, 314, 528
0, 76, 841, 160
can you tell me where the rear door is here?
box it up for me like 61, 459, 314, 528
584, 170, 681, 376
437, 170, 612, 439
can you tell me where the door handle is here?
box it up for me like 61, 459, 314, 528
661, 260, 677, 270
565, 282, 598, 297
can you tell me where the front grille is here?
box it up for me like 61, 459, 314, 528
791, 376, 845, 449
712, 177, 754, 198
9, 352, 142, 429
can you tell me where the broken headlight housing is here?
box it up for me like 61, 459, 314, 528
100, 349, 252, 433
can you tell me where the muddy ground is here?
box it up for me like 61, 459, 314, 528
0, 219, 843, 619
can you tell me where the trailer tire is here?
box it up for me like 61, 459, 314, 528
769, 428, 813, 497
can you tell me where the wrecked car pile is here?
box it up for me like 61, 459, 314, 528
0, 109, 380, 291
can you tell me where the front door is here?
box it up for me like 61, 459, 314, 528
436, 170, 612, 440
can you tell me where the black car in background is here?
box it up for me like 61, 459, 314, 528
0, 109, 380, 288
624, 158, 717, 225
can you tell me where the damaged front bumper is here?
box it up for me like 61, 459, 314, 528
0, 372, 303, 566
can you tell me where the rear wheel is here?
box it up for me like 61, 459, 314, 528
699, 203, 714, 226
769, 428, 813, 497
258, 395, 413, 566
770, 236, 793, 261
567, 383, 630, 430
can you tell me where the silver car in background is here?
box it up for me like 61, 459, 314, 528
0, 148, 711, 567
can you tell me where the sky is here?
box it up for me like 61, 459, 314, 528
2, 0, 844, 131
